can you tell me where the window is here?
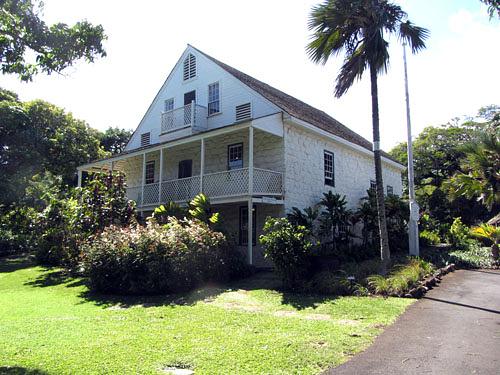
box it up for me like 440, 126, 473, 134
208, 82, 220, 115
370, 179, 376, 191
183, 53, 196, 80
239, 205, 256, 246
235, 103, 251, 122
387, 185, 394, 195
164, 98, 174, 112
228, 143, 243, 170
145, 161, 155, 184
324, 150, 335, 187
140, 132, 151, 147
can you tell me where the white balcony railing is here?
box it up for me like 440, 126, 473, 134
161, 102, 208, 134
126, 168, 283, 207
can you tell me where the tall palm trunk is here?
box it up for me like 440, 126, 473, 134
370, 64, 391, 273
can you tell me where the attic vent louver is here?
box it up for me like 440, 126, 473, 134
183, 53, 196, 81
235, 103, 251, 122
141, 132, 151, 147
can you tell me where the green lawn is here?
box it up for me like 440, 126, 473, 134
0, 258, 413, 374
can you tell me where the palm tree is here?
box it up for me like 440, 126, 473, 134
445, 131, 500, 211
306, 0, 428, 272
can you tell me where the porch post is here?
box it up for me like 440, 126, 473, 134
200, 138, 205, 193
248, 198, 253, 265
191, 100, 195, 126
159, 148, 164, 204
77, 169, 82, 188
248, 125, 254, 265
141, 152, 146, 207
248, 125, 254, 195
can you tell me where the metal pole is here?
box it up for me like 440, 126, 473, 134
403, 42, 420, 256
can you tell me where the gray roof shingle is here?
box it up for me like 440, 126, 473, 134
192, 45, 400, 164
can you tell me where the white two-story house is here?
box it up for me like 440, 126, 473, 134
77, 45, 404, 266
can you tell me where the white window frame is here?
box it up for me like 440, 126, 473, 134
228, 143, 243, 170
370, 179, 376, 191
207, 82, 220, 116
387, 185, 394, 195
324, 150, 334, 187
164, 98, 174, 112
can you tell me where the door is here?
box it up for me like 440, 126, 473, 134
184, 91, 196, 125
178, 159, 192, 179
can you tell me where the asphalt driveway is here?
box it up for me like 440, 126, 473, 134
327, 269, 500, 375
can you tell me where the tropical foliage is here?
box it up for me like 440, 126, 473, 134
82, 219, 247, 294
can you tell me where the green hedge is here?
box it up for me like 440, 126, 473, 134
81, 219, 249, 294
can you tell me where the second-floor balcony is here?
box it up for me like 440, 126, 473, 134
126, 167, 283, 207
161, 102, 207, 134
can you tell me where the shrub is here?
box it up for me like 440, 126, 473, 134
259, 217, 314, 290
81, 219, 248, 294
367, 258, 434, 296
0, 205, 38, 256
448, 217, 471, 250
419, 229, 441, 246
449, 243, 497, 269
309, 271, 353, 295
35, 171, 136, 267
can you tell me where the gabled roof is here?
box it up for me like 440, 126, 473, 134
191, 45, 398, 162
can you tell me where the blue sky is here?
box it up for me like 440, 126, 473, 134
2, 0, 499, 150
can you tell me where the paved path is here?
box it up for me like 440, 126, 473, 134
327, 269, 500, 375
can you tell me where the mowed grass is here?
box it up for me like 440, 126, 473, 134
0, 258, 414, 375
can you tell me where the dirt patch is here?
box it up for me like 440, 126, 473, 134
273, 310, 332, 321
217, 302, 263, 312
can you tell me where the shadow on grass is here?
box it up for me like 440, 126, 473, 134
0, 367, 48, 375
77, 285, 230, 309
23, 269, 85, 289
0, 256, 35, 274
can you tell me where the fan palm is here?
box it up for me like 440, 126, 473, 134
306, 0, 428, 272
445, 131, 500, 211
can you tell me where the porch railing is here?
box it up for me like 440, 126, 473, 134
161, 103, 208, 134
126, 167, 283, 207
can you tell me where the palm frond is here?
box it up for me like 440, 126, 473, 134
399, 21, 429, 53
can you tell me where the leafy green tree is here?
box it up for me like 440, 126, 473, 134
318, 191, 350, 251
306, 0, 428, 272
0, 89, 106, 206
0, 0, 106, 81
99, 127, 132, 155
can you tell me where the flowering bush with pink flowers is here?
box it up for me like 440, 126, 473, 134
81, 218, 249, 294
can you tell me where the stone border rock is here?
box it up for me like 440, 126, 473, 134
403, 264, 456, 299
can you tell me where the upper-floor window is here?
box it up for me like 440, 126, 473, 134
228, 143, 243, 170
145, 161, 155, 184
387, 185, 394, 195
370, 179, 376, 191
324, 150, 334, 187
164, 98, 174, 112
140, 132, 151, 147
208, 82, 220, 115
183, 53, 196, 81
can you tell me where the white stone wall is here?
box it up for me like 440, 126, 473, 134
283, 123, 403, 212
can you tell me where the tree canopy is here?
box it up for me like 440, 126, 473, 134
0, 87, 132, 207
0, 0, 106, 81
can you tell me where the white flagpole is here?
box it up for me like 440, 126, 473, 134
403, 41, 420, 256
